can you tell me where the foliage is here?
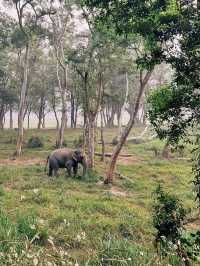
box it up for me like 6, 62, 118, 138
153, 184, 186, 254
27, 136, 44, 148
82, 0, 200, 145
181, 231, 200, 262
192, 142, 200, 209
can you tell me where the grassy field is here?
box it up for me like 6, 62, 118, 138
0, 127, 198, 265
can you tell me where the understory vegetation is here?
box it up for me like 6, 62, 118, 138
0, 127, 199, 265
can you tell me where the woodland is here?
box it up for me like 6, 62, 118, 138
0, 0, 199, 265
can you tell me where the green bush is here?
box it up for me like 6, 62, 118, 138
27, 136, 44, 148
153, 185, 186, 251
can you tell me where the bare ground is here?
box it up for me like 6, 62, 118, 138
0, 158, 45, 166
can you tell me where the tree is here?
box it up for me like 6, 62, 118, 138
82, 0, 199, 182
82, 0, 199, 145
4, 0, 55, 155
49, 1, 74, 147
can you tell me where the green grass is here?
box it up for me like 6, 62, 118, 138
0, 127, 197, 265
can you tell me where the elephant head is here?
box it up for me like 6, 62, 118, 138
72, 149, 87, 176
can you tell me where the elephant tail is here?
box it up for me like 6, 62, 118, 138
44, 155, 49, 172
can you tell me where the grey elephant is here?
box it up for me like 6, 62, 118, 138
45, 148, 87, 177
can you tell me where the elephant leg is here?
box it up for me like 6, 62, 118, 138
49, 158, 59, 177
54, 168, 59, 177
73, 163, 78, 176
48, 166, 53, 177
66, 167, 71, 177
65, 160, 73, 177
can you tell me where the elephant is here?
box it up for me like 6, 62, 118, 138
45, 148, 87, 177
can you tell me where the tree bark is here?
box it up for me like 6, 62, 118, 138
42, 114, 45, 129
27, 110, 31, 129
105, 70, 153, 184
87, 117, 95, 168
9, 106, 13, 129
117, 72, 129, 139
37, 95, 45, 129
100, 110, 105, 162
70, 92, 75, 128
16, 43, 29, 156
56, 65, 68, 148
0, 105, 5, 130
52, 106, 59, 130
74, 105, 78, 128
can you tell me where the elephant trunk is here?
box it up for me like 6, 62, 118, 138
81, 157, 87, 176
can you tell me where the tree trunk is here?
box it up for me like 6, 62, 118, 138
105, 70, 153, 184
100, 110, 105, 162
56, 65, 68, 148
42, 114, 45, 129
74, 105, 78, 128
70, 92, 75, 128
0, 105, 5, 130
16, 43, 29, 156
117, 72, 129, 139
87, 117, 95, 168
9, 106, 13, 129
37, 95, 45, 129
52, 106, 59, 130
27, 110, 31, 129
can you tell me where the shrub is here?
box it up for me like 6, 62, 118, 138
152, 185, 191, 264
111, 136, 118, 146
27, 136, 44, 148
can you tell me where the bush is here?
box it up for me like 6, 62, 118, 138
27, 136, 44, 148
153, 185, 186, 251
111, 136, 118, 146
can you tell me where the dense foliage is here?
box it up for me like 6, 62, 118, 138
82, 0, 200, 143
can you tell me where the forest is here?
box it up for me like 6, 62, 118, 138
0, 0, 199, 265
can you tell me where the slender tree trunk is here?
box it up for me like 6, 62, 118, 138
52, 106, 59, 130
9, 106, 13, 129
42, 114, 45, 129
87, 116, 95, 168
70, 92, 75, 128
74, 105, 78, 128
118, 72, 129, 139
0, 105, 5, 130
27, 110, 31, 129
105, 70, 153, 184
100, 110, 105, 162
103, 109, 107, 128
37, 96, 45, 129
56, 65, 68, 148
16, 43, 29, 156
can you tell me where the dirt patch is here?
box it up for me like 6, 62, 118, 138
0, 158, 45, 166
185, 218, 200, 231
118, 155, 144, 165
110, 186, 128, 197
97, 181, 128, 197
